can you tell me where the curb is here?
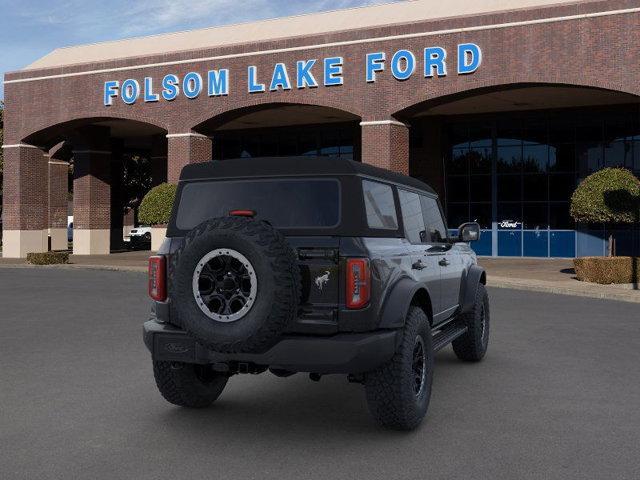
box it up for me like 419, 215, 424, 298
488, 276, 640, 304
0, 263, 147, 273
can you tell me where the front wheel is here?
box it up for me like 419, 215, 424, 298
364, 307, 434, 431
153, 361, 228, 408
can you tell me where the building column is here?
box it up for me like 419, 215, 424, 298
167, 132, 212, 183
110, 143, 125, 251
71, 126, 112, 255
1, 144, 49, 258
151, 134, 168, 187
360, 120, 410, 175
48, 158, 69, 251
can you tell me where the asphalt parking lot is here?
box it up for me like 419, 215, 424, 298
1, 268, 639, 480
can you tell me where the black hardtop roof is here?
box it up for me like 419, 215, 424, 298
179, 157, 436, 195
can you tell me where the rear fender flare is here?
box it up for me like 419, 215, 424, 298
379, 278, 433, 329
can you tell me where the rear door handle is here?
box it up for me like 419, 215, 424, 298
412, 260, 426, 270
438, 258, 450, 267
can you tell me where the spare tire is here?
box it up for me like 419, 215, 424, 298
171, 216, 300, 353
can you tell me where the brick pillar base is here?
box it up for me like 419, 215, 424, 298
167, 133, 212, 183
73, 149, 111, 255
48, 159, 69, 251
2, 144, 49, 258
360, 120, 409, 175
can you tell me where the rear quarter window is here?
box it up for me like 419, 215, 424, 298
362, 180, 398, 230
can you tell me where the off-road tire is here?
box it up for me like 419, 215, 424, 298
153, 361, 228, 408
171, 216, 300, 353
364, 307, 433, 431
452, 283, 490, 361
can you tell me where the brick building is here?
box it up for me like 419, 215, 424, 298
2, 0, 640, 257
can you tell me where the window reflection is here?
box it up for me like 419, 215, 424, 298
444, 106, 640, 236
216, 123, 358, 160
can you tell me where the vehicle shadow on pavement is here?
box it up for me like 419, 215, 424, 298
146, 352, 467, 438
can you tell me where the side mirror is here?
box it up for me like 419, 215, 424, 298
458, 222, 481, 242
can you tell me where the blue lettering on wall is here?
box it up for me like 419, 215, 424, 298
248, 66, 266, 93
296, 60, 318, 89
144, 77, 159, 102
366, 52, 385, 83
104, 80, 119, 106
457, 43, 482, 75
101, 45, 483, 105
270, 63, 292, 91
324, 57, 344, 86
208, 69, 229, 96
390, 50, 415, 81
183, 72, 203, 99
161, 74, 179, 101
424, 47, 447, 77
121, 79, 140, 104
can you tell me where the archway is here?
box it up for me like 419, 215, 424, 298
20, 118, 167, 255
396, 84, 640, 258
193, 103, 361, 161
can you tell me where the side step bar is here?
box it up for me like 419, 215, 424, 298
432, 322, 468, 352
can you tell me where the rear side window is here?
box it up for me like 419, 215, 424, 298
362, 180, 398, 230
175, 179, 340, 230
398, 190, 426, 244
420, 196, 447, 243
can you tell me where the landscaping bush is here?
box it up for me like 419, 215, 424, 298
138, 183, 177, 226
574, 256, 640, 284
570, 168, 640, 224
27, 251, 70, 265
570, 168, 640, 257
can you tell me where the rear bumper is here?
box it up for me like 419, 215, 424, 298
143, 320, 399, 374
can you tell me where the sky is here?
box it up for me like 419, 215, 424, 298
0, 0, 402, 100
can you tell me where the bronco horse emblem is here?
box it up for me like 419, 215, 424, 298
315, 271, 331, 291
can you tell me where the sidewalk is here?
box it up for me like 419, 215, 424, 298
479, 257, 640, 303
0, 250, 149, 272
1, 251, 639, 303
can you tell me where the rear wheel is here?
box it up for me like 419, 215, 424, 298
153, 361, 228, 408
364, 307, 433, 430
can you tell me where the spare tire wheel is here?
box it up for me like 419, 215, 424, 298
172, 216, 300, 353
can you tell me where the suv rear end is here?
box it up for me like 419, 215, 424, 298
145, 159, 399, 374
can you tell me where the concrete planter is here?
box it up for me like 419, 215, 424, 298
151, 226, 167, 252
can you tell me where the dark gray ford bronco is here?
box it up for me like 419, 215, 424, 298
143, 157, 489, 430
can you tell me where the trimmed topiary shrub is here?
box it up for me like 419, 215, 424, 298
570, 168, 640, 224
27, 251, 70, 265
139, 183, 177, 226
570, 168, 640, 257
574, 256, 639, 284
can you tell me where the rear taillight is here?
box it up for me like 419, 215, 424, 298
148, 255, 167, 301
346, 258, 370, 309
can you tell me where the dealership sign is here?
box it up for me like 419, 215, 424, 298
103, 43, 482, 106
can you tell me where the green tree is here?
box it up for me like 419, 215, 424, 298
121, 153, 152, 209
570, 167, 640, 256
138, 183, 177, 226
